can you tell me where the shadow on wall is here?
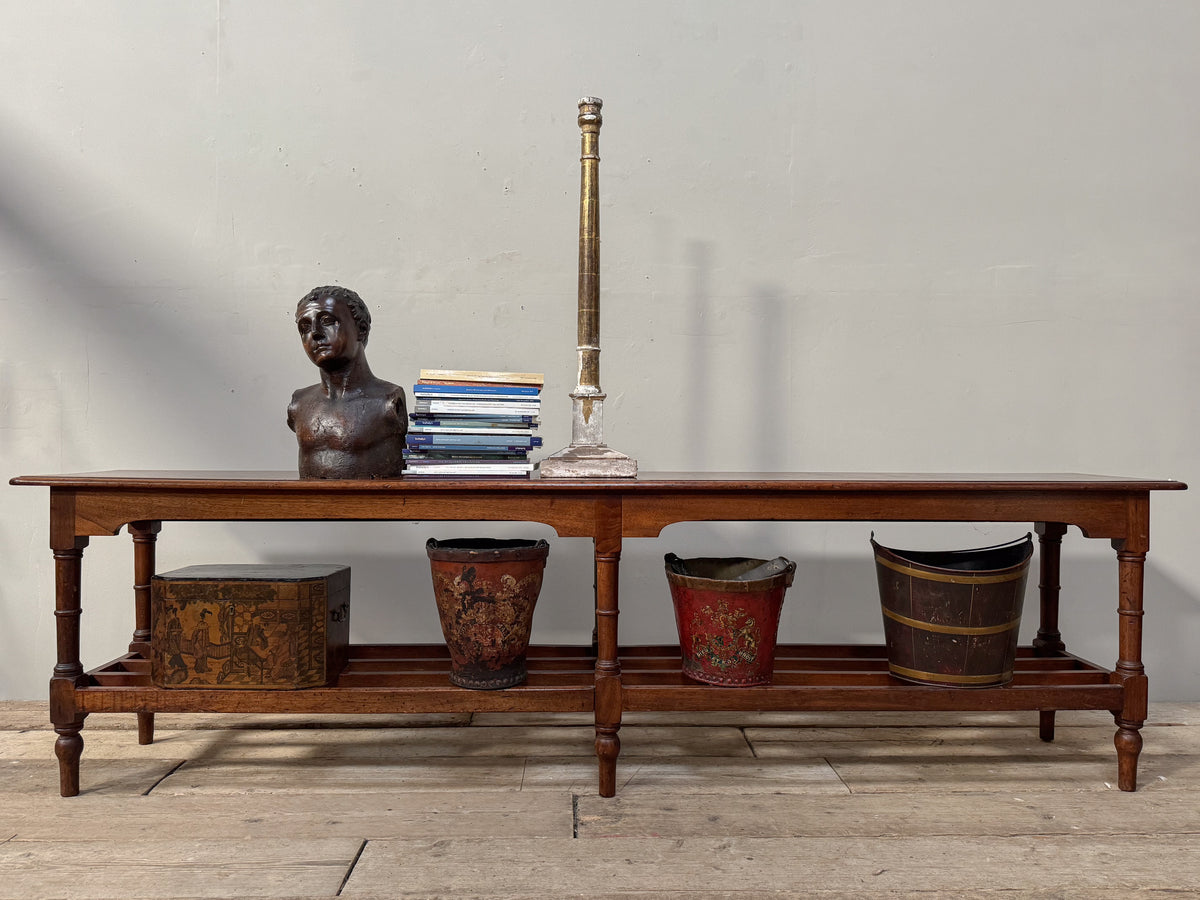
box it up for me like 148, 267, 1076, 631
684, 240, 712, 470
0, 122, 412, 695
751, 284, 789, 473
0, 120, 290, 467
682, 239, 793, 472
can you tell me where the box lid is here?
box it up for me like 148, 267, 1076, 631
154, 564, 349, 582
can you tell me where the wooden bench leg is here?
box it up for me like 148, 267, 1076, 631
594, 514, 622, 797
129, 522, 161, 745
51, 528, 89, 798
137, 712, 155, 746
54, 722, 84, 798
1112, 530, 1149, 792
1034, 523, 1068, 743
1115, 720, 1144, 791
1039, 710, 1056, 742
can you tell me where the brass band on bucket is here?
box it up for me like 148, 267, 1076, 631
874, 555, 1029, 585
881, 606, 1022, 636
888, 663, 1013, 685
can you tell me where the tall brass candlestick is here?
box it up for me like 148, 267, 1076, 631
539, 97, 637, 478
577, 97, 602, 406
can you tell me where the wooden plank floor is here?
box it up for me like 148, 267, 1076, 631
1, 701, 1199, 898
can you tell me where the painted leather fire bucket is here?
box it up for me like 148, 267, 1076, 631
664, 554, 796, 687
426, 538, 550, 690
872, 533, 1034, 688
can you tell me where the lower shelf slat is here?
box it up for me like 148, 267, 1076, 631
621, 685, 1124, 713
76, 643, 1120, 717
617, 644, 1121, 713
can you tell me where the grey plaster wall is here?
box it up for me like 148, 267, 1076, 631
2, 2, 1197, 699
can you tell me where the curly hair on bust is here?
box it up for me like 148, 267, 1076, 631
296, 285, 372, 345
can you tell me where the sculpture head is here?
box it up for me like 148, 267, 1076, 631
295, 285, 372, 370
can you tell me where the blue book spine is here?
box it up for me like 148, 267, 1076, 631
408, 433, 542, 449
410, 425, 534, 435
410, 415, 537, 425
407, 443, 536, 454
414, 400, 540, 413
405, 450, 528, 459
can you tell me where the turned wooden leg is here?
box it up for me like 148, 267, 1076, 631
595, 558, 621, 796
128, 522, 160, 653
1034, 523, 1068, 742
1112, 523, 1149, 792
129, 522, 161, 744
1115, 721, 1144, 790
1039, 710, 1056, 742
50, 512, 89, 797
593, 503, 623, 797
54, 723, 84, 798
137, 712, 155, 745
595, 719, 621, 798
1033, 523, 1068, 656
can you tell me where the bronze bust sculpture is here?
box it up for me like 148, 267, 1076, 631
287, 285, 408, 478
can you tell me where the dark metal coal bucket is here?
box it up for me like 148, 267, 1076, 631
872, 533, 1034, 687
664, 554, 796, 686
426, 538, 550, 690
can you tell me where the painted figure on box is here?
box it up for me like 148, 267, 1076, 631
288, 285, 408, 478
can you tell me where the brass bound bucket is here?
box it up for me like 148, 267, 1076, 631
872, 533, 1034, 687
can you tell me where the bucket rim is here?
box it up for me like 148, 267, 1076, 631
870, 532, 1033, 579
663, 553, 796, 591
426, 537, 550, 563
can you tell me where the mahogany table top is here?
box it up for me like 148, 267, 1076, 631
11, 470, 1187, 493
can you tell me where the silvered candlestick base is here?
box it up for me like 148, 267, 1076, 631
539, 444, 637, 478
539, 389, 636, 478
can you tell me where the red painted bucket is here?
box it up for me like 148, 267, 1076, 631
664, 554, 796, 686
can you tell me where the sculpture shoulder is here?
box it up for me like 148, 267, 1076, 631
386, 383, 408, 417
290, 384, 324, 405
356, 379, 407, 418
287, 384, 323, 431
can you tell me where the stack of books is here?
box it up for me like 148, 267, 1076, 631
405, 369, 544, 477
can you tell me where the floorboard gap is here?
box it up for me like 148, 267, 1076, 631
741, 727, 758, 758
572, 793, 580, 838
141, 760, 186, 796
336, 838, 368, 896
827, 757, 854, 794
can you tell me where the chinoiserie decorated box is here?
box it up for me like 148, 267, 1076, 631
151, 564, 350, 689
